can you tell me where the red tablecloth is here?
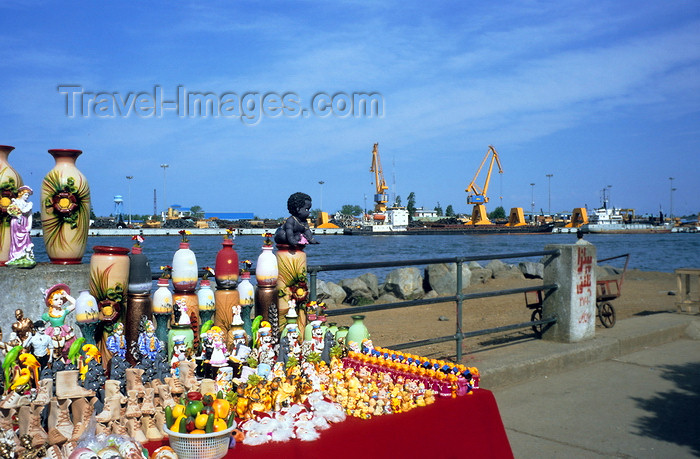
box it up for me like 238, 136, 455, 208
147, 389, 513, 459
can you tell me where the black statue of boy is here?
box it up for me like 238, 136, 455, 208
274, 192, 320, 246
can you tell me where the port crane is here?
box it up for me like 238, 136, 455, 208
465, 145, 503, 225
370, 143, 389, 212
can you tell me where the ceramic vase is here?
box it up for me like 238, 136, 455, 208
197, 279, 216, 325
346, 315, 370, 349
214, 238, 239, 289
172, 242, 198, 292
237, 272, 255, 338
41, 149, 90, 264
0, 145, 23, 266
89, 245, 130, 322
275, 244, 306, 320
128, 246, 152, 294
214, 289, 239, 335
75, 290, 99, 345
255, 245, 278, 287
125, 292, 152, 365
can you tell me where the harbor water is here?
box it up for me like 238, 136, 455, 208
26, 233, 699, 284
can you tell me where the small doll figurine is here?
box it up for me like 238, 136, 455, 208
23, 321, 52, 369
274, 192, 320, 246
106, 322, 127, 359
137, 318, 164, 360
174, 298, 190, 326
6, 185, 36, 268
41, 283, 76, 362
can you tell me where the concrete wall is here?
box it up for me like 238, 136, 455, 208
0, 263, 90, 337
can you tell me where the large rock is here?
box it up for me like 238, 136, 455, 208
425, 263, 472, 295
316, 280, 346, 305
376, 292, 400, 304
468, 261, 492, 284
383, 267, 425, 300
358, 272, 380, 299
519, 261, 544, 279
487, 259, 524, 280
340, 277, 375, 305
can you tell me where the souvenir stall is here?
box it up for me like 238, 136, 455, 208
0, 178, 513, 459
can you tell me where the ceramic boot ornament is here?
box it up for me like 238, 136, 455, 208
141, 387, 155, 415
156, 384, 175, 407
125, 368, 146, 397
55, 370, 95, 398
125, 390, 141, 418
143, 414, 162, 441
32, 378, 53, 406
95, 396, 121, 423
127, 418, 148, 444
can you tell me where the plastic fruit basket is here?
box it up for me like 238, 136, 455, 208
163, 424, 236, 459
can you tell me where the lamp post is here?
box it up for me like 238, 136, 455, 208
669, 177, 674, 219
318, 180, 325, 211
546, 174, 553, 215
160, 164, 169, 218
530, 183, 535, 223
126, 175, 133, 225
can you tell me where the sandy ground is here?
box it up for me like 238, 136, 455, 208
327, 269, 681, 364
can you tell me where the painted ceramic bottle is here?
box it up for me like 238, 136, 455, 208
255, 245, 278, 287
89, 246, 130, 322
152, 278, 173, 344
0, 145, 22, 266
75, 290, 99, 346
172, 242, 198, 292
237, 271, 255, 337
197, 278, 216, 324
214, 238, 239, 289
41, 149, 90, 264
128, 245, 152, 294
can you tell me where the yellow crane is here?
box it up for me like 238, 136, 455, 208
370, 143, 389, 212
465, 145, 503, 225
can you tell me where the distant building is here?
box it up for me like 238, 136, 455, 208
413, 207, 438, 219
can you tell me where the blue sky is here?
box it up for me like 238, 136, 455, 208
1, 1, 698, 218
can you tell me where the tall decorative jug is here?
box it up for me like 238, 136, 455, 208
41, 149, 90, 264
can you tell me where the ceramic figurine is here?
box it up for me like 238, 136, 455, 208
173, 297, 191, 326
170, 335, 188, 376
252, 327, 276, 367
11, 309, 34, 344
228, 328, 251, 362
106, 322, 127, 359
279, 323, 302, 366
208, 326, 228, 368
137, 318, 164, 361
41, 283, 77, 362
274, 192, 319, 246
5, 186, 35, 268
22, 321, 52, 369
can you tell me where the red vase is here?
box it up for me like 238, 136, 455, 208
215, 238, 239, 289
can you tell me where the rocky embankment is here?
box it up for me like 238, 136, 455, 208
317, 260, 624, 308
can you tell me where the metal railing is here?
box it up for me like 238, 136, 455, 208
307, 250, 560, 361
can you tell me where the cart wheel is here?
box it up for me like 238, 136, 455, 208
598, 302, 616, 328
531, 308, 543, 338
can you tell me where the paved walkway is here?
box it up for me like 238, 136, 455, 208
476, 313, 700, 458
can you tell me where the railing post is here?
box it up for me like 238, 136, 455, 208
309, 269, 318, 302
456, 260, 463, 362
